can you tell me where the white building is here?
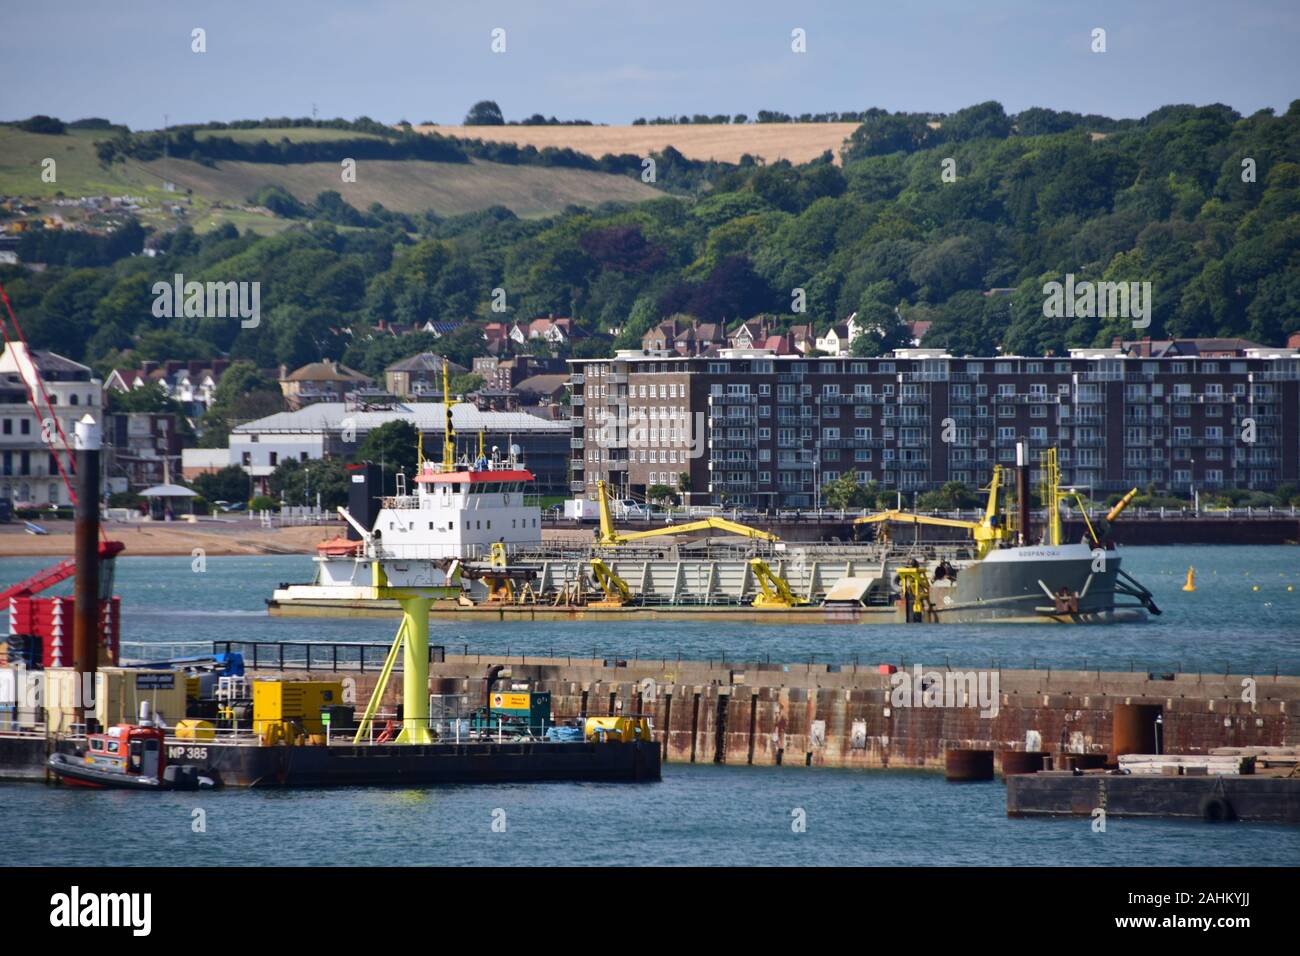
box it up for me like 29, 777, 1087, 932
0, 342, 101, 507
225, 402, 572, 495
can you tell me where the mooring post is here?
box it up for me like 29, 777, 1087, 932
72, 414, 100, 734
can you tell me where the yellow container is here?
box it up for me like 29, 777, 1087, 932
253, 680, 343, 738
175, 719, 215, 741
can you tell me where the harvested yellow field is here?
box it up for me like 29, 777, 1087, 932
414, 123, 860, 166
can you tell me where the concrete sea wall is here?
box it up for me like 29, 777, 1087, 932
266, 656, 1299, 771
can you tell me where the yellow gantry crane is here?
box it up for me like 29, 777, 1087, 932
854, 453, 1140, 552
587, 558, 632, 607
749, 559, 808, 608
854, 465, 1011, 558
594, 479, 781, 547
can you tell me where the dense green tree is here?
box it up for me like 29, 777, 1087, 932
356, 420, 420, 493
464, 100, 505, 126
192, 465, 253, 504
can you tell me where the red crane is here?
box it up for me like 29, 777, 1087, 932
1, 279, 124, 666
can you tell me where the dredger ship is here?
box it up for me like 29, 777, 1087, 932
269, 388, 1160, 625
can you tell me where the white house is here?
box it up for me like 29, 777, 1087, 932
0, 342, 101, 507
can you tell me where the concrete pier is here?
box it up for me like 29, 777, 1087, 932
242, 655, 1299, 772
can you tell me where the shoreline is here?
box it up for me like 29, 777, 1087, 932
1, 519, 1295, 558
0, 521, 335, 558
0, 523, 597, 558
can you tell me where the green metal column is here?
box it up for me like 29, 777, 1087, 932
396, 596, 433, 743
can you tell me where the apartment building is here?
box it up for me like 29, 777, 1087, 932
0, 342, 99, 507
569, 346, 1300, 509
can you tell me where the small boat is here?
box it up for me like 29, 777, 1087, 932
24, 521, 48, 535
48, 723, 215, 791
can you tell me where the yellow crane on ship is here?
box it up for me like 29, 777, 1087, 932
854, 465, 1013, 558
853, 451, 1139, 553
594, 479, 781, 547
591, 480, 808, 607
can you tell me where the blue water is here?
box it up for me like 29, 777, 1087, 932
2, 546, 1298, 674
2, 547, 1298, 866
5, 765, 1298, 866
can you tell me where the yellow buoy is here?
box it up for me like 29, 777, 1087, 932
1182, 567, 1196, 592
1252, 585, 1260, 592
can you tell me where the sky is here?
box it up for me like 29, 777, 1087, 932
2, 0, 1298, 130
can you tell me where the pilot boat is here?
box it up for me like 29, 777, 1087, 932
48, 722, 215, 791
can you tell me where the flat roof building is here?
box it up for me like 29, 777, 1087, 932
569, 347, 1300, 509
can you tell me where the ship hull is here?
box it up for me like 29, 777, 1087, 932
933, 544, 1146, 623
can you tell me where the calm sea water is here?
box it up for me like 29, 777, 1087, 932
2, 546, 1298, 866
2, 545, 1297, 674
4, 764, 1298, 867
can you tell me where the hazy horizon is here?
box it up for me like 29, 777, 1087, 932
2, 0, 1298, 131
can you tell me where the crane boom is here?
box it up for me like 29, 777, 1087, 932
595, 479, 779, 546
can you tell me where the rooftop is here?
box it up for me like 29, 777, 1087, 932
233, 402, 571, 435
283, 361, 369, 383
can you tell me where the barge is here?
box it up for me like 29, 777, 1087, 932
1006, 770, 1300, 825
6, 732, 659, 788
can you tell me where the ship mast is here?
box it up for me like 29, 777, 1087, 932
442, 357, 455, 470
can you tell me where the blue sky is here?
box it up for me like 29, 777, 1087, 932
2, 1, 1297, 130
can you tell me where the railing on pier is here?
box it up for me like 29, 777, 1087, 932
119, 640, 446, 673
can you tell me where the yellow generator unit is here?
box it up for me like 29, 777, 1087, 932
584, 715, 653, 743
253, 680, 344, 740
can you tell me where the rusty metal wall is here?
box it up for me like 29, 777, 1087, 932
263, 657, 1297, 772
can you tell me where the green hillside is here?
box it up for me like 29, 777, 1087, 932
2, 100, 1298, 387
0, 125, 661, 224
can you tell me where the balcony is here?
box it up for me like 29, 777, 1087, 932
570, 438, 584, 449
710, 393, 756, 405
568, 374, 585, 386
606, 460, 628, 472
570, 480, 586, 492
570, 394, 585, 406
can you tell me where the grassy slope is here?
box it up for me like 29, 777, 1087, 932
415, 122, 860, 165
0, 126, 662, 223
141, 155, 661, 218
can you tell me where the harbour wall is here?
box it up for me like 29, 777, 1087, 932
265, 656, 1300, 771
